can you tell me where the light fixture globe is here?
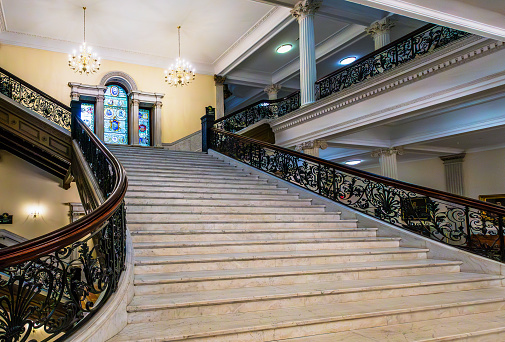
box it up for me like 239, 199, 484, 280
276, 44, 293, 54
344, 160, 362, 166
165, 26, 195, 87
69, 7, 100, 75
339, 56, 357, 65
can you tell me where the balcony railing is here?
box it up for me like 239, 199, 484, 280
215, 24, 471, 134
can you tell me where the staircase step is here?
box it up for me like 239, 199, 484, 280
133, 247, 428, 274
125, 197, 313, 206
108, 288, 505, 342
133, 259, 461, 294
127, 183, 280, 191
125, 192, 300, 200
124, 163, 242, 173
127, 188, 289, 196
130, 227, 376, 242
127, 178, 274, 186
132, 237, 401, 256
126, 204, 326, 214
120, 158, 231, 167
128, 273, 499, 323
126, 212, 341, 222
282, 309, 505, 342
126, 167, 247, 176
128, 221, 358, 230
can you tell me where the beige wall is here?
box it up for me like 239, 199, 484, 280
0, 150, 81, 240
0, 44, 215, 142
361, 148, 505, 199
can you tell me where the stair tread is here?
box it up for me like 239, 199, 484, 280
129, 272, 502, 310
132, 236, 398, 248
108, 288, 505, 342
282, 309, 505, 341
134, 247, 428, 265
133, 259, 461, 284
131, 227, 376, 235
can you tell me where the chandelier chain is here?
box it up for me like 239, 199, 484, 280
83, 7, 86, 43
178, 26, 181, 58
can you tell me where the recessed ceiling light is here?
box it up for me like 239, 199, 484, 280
339, 56, 357, 65
276, 44, 293, 54
344, 160, 362, 166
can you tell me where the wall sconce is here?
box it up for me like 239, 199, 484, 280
28, 206, 42, 219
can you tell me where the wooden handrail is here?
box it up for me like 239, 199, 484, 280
211, 128, 505, 216
0, 117, 128, 268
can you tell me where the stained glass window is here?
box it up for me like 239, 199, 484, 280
80, 103, 95, 132
104, 85, 128, 145
138, 108, 151, 146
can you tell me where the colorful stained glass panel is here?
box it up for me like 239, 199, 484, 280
104, 85, 128, 145
80, 103, 95, 132
139, 108, 151, 146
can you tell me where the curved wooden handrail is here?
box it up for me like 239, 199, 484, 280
211, 128, 505, 216
0, 117, 128, 268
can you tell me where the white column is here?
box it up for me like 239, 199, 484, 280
130, 97, 140, 145
214, 75, 226, 119
153, 101, 163, 147
365, 17, 396, 50
296, 139, 327, 157
440, 153, 465, 196
95, 93, 105, 141
372, 147, 403, 179
264, 84, 282, 100
291, 0, 321, 106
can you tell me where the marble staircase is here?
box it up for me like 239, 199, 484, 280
107, 145, 505, 342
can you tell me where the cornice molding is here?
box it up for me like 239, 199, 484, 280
271, 36, 503, 137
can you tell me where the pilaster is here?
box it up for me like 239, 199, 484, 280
365, 17, 396, 50
130, 94, 140, 145
214, 75, 226, 119
440, 153, 465, 196
153, 101, 163, 147
95, 94, 105, 141
264, 84, 282, 100
372, 147, 403, 179
295, 139, 327, 157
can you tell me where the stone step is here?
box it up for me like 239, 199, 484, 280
130, 227, 376, 242
108, 288, 505, 342
124, 163, 242, 173
126, 204, 326, 214
133, 258, 459, 294
133, 247, 428, 274
114, 154, 217, 162
126, 212, 342, 223
120, 159, 233, 168
282, 309, 505, 342
128, 221, 358, 230
125, 192, 300, 200
127, 273, 498, 323
109, 147, 207, 156
127, 188, 289, 196
132, 237, 400, 256
127, 178, 274, 186
126, 167, 247, 176
126, 173, 259, 181
127, 183, 280, 191
125, 197, 313, 206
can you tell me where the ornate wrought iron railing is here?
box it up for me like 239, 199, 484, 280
214, 24, 471, 134
0, 86, 127, 339
0, 67, 71, 131
210, 128, 505, 263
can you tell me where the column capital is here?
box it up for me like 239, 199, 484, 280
365, 17, 396, 38
264, 84, 282, 99
291, 0, 322, 21
70, 92, 80, 101
214, 75, 226, 86
131, 99, 140, 106
155, 101, 163, 109
295, 139, 328, 152
371, 147, 404, 158
96, 94, 105, 101
440, 153, 466, 164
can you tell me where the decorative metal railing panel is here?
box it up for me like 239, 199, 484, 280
211, 128, 505, 263
315, 24, 470, 100
0, 101, 127, 339
214, 24, 471, 134
215, 92, 300, 133
0, 68, 71, 131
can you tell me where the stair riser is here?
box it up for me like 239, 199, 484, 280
126, 168, 247, 176
126, 206, 325, 214
133, 240, 400, 256
126, 193, 298, 200
126, 213, 341, 222
120, 160, 231, 167
145, 300, 505, 342
127, 180, 273, 187
113, 153, 212, 159
439, 331, 505, 342
127, 188, 289, 196
128, 184, 280, 192
127, 175, 259, 182
128, 278, 496, 323
133, 252, 427, 275
128, 222, 357, 230
125, 198, 312, 206
125, 165, 242, 174
131, 231, 376, 243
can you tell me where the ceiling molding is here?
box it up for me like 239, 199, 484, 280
226, 69, 273, 87
213, 6, 294, 75
346, 0, 505, 41
0, 0, 6, 32
403, 145, 464, 155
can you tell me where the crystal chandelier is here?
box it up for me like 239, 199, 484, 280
165, 26, 195, 87
69, 7, 100, 75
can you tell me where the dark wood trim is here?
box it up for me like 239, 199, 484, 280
211, 128, 505, 216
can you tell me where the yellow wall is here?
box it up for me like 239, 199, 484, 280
0, 43, 215, 142
0, 150, 82, 240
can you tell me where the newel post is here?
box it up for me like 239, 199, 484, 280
201, 106, 215, 153
70, 100, 80, 139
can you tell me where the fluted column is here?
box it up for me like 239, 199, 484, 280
291, 0, 321, 106
296, 139, 327, 157
95, 93, 105, 141
440, 153, 465, 196
264, 84, 282, 100
153, 101, 163, 147
214, 75, 226, 119
365, 17, 396, 50
130, 97, 140, 145
372, 147, 403, 179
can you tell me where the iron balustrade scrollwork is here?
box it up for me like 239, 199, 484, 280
0, 68, 71, 131
213, 24, 471, 134
210, 128, 505, 263
0, 101, 127, 340
315, 24, 470, 100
